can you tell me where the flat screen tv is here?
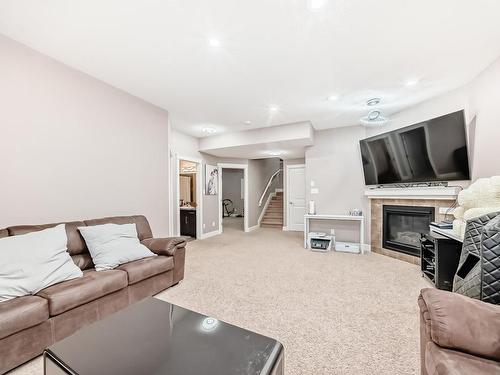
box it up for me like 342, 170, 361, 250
359, 110, 470, 186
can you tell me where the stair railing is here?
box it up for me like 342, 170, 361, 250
258, 169, 282, 207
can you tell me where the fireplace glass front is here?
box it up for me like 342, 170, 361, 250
383, 205, 435, 257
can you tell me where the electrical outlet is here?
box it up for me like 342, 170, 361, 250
212, 221, 215, 227
330, 228, 335, 235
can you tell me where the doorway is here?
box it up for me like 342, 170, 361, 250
218, 163, 249, 233
286, 164, 306, 231
176, 157, 202, 239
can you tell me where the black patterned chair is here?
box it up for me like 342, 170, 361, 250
453, 212, 500, 304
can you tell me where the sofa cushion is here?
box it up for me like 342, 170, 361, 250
117, 256, 174, 285
0, 224, 83, 302
78, 223, 156, 271
84, 215, 153, 241
419, 288, 500, 360
0, 296, 49, 339
7, 221, 87, 255
426, 342, 500, 375
37, 269, 127, 316
71, 253, 94, 270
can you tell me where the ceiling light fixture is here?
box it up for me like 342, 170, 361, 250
207, 38, 221, 47
327, 95, 339, 101
202, 127, 217, 135
360, 110, 388, 127
308, 0, 327, 11
405, 79, 419, 87
268, 151, 283, 156
269, 105, 279, 112
366, 98, 381, 106
244, 120, 252, 125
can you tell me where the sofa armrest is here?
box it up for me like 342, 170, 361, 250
418, 288, 500, 361
141, 237, 187, 256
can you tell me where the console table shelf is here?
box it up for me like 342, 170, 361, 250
303, 214, 365, 254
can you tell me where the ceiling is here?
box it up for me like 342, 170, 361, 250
1, 1, 500, 138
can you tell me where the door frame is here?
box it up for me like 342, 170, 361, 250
218, 163, 249, 233
175, 155, 203, 239
285, 163, 306, 232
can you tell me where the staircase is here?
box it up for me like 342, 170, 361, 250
261, 192, 283, 228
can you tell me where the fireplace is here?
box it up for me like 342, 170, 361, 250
383, 205, 435, 257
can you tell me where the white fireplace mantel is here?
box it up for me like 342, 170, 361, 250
364, 186, 461, 200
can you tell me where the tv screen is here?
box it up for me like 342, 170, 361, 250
359, 110, 470, 185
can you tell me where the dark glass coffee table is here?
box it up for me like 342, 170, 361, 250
43, 298, 284, 375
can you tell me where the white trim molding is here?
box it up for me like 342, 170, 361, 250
218, 163, 249, 233
361, 244, 372, 253
175, 155, 203, 240
201, 229, 222, 239
247, 225, 259, 232
364, 186, 461, 200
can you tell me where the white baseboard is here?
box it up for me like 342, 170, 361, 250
247, 225, 259, 232
361, 244, 372, 253
200, 229, 222, 239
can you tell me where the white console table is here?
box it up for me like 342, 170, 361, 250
304, 214, 365, 254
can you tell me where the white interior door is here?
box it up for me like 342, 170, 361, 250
287, 166, 306, 231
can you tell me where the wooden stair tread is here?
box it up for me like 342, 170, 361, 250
260, 192, 284, 228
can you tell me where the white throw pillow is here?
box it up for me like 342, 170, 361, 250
78, 223, 156, 271
0, 224, 83, 302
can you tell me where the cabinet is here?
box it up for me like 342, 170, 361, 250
180, 209, 196, 238
420, 232, 462, 291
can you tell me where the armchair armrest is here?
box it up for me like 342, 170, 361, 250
418, 288, 500, 361
141, 237, 187, 256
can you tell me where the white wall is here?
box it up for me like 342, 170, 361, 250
467, 56, 500, 179
0, 35, 171, 235
305, 127, 367, 242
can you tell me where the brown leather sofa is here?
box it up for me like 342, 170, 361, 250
418, 288, 500, 374
0, 215, 186, 374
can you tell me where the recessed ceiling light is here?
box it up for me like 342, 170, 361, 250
207, 38, 221, 47
308, 0, 327, 11
366, 98, 381, 106
268, 151, 283, 156
202, 127, 217, 134
327, 95, 339, 101
244, 120, 252, 125
405, 79, 419, 87
269, 105, 279, 112
360, 110, 388, 127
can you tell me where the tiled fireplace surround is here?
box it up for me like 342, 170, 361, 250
371, 198, 452, 265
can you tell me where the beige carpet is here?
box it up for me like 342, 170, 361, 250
11, 225, 429, 375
